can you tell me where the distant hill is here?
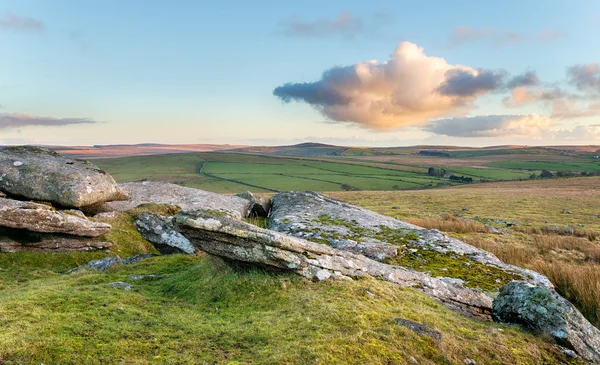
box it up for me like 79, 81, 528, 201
5, 142, 597, 159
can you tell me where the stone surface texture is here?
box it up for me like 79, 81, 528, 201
493, 281, 600, 363
0, 146, 127, 208
135, 212, 195, 254
0, 197, 111, 237
86, 181, 251, 219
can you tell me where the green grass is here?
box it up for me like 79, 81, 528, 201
487, 161, 600, 172
447, 167, 533, 180
0, 254, 581, 364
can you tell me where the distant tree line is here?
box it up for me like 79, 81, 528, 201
449, 175, 473, 183
427, 167, 447, 177
530, 170, 600, 179
419, 151, 450, 157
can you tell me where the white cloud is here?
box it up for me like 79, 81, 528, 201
274, 42, 500, 130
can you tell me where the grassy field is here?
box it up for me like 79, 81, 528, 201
0, 251, 582, 364
1, 157, 600, 363
93, 149, 594, 194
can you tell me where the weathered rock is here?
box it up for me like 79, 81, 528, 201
68, 256, 123, 273
493, 281, 600, 363
236, 191, 271, 217
0, 197, 111, 237
268, 191, 551, 288
485, 225, 509, 235
174, 210, 495, 319
135, 212, 195, 254
541, 225, 575, 236
0, 146, 127, 208
393, 318, 442, 343
85, 181, 251, 219
122, 254, 156, 264
107, 281, 132, 290
67, 254, 155, 273
0, 227, 111, 253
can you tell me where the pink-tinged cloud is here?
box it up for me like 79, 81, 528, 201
274, 42, 535, 130
0, 113, 97, 129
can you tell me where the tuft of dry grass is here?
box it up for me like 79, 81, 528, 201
407, 214, 489, 234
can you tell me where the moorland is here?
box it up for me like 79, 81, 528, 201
0, 143, 599, 364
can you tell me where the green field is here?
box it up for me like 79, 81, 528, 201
94, 150, 600, 194
487, 160, 600, 172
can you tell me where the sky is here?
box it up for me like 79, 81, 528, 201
1, 0, 600, 147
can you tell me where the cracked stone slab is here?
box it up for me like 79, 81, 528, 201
174, 209, 495, 319
0, 197, 111, 237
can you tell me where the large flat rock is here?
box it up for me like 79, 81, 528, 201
268, 191, 551, 290
86, 182, 251, 219
0, 146, 127, 208
174, 210, 494, 319
0, 197, 111, 237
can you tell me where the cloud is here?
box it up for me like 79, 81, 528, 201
278, 11, 388, 39
274, 41, 537, 130
448, 26, 566, 47
506, 71, 540, 89
425, 114, 555, 137
0, 113, 97, 129
567, 63, 600, 94
0, 12, 43, 33
552, 124, 600, 141
437, 69, 507, 97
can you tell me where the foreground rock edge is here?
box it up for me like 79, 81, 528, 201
174, 210, 494, 319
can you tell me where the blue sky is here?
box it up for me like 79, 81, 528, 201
1, 0, 600, 146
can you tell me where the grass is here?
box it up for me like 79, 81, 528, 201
487, 160, 600, 172
406, 215, 489, 234
0, 254, 583, 364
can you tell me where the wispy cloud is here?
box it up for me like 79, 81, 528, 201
448, 26, 566, 47
425, 114, 555, 137
277, 11, 389, 39
0, 113, 97, 129
0, 11, 43, 33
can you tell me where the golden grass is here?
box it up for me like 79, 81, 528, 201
406, 214, 488, 234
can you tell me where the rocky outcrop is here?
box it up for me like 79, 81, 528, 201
0, 146, 127, 208
0, 227, 111, 253
174, 210, 494, 319
236, 191, 271, 217
268, 191, 551, 288
493, 282, 600, 363
85, 181, 251, 219
0, 198, 111, 237
135, 212, 195, 254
